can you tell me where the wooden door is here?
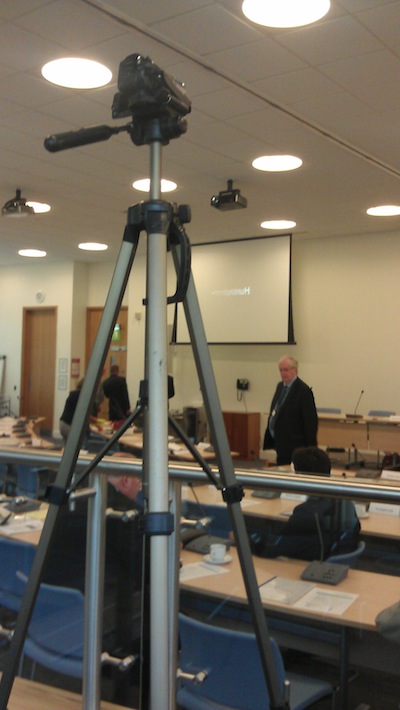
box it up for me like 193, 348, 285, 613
85, 307, 128, 418
20, 307, 57, 434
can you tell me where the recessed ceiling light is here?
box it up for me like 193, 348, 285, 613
18, 249, 47, 258
132, 178, 177, 192
252, 155, 303, 172
366, 205, 400, 216
261, 220, 296, 229
242, 0, 330, 28
26, 201, 51, 214
41, 58, 112, 89
78, 242, 108, 251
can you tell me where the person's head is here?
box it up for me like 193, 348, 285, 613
110, 364, 119, 375
108, 474, 141, 501
278, 355, 298, 384
292, 446, 331, 477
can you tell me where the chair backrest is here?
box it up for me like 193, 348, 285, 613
368, 410, 396, 417
317, 407, 341, 414
0, 537, 36, 611
15, 463, 53, 499
24, 582, 85, 678
327, 540, 365, 567
178, 613, 284, 709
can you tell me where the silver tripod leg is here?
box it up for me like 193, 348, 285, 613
0, 232, 139, 710
171, 240, 285, 709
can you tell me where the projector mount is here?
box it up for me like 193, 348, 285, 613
210, 179, 248, 211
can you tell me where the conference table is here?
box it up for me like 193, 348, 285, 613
318, 412, 400, 452
180, 545, 400, 708
182, 480, 400, 542
2, 675, 130, 710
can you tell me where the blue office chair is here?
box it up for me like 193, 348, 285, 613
22, 582, 85, 679
0, 537, 36, 613
182, 499, 231, 539
327, 540, 365, 567
0, 463, 16, 496
317, 407, 341, 414
15, 464, 53, 499
177, 613, 334, 710
368, 410, 396, 417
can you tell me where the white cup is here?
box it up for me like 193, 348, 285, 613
209, 543, 226, 563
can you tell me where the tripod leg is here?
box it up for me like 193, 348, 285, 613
171, 240, 286, 709
0, 229, 140, 709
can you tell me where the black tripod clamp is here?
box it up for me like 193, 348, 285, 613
125, 200, 191, 307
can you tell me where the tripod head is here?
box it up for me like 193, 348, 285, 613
44, 53, 191, 152
113, 53, 191, 121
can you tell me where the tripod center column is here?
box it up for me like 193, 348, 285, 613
144, 168, 174, 705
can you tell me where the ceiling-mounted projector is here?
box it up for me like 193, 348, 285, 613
211, 180, 247, 211
2, 188, 35, 217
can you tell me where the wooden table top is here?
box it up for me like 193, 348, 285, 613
180, 546, 400, 632
2, 675, 130, 710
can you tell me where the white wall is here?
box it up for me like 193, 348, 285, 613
0, 261, 76, 421
1, 230, 400, 437
169, 230, 400, 421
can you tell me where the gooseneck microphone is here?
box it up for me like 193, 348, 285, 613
346, 389, 364, 419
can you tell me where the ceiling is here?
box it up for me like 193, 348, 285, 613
1, 0, 400, 267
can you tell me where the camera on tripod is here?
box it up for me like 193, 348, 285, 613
112, 53, 191, 121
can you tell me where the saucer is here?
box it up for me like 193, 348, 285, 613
203, 553, 232, 565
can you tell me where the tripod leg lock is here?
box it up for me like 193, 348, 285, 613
140, 511, 174, 536
221, 484, 244, 505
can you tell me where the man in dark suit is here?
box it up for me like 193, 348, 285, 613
263, 355, 318, 465
102, 364, 131, 422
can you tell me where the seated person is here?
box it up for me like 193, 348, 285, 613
248, 446, 360, 561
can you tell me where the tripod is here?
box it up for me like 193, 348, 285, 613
0, 54, 287, 710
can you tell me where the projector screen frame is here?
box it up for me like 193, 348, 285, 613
173, 233, 295, 346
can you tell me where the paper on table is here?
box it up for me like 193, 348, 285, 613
369, 502, 400, 516
259, 577, 315, 604
293, 588, 358, 615
180, 561, 229, 582
0, 517, 44, 537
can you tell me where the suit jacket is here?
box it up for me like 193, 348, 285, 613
263, 377, 318, 464
102, 374, 130, 421
248, 497, 360, 561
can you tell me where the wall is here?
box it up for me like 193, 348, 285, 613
1, 230, 400, 438
0, 262, 77, 422
169, 231, 400, 423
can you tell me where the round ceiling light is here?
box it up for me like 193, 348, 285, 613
78, 242, 108, 251
366, 205, 400, 216
41, 58, 112, 89
252, 155, 303, 172
26, 201, 51, 214
132, 178, 177, 192
261, 219, 296, 229
18, 249, 47, 258
242, 0, 330, 28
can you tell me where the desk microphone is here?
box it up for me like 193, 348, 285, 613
300, 514, 349, 585
346, 389, 364, 420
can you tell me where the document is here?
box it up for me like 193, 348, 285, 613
0, 517, 44, 537
180, 561, 230, 582
293, 588, 358, 615
259, 576, 315, 604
